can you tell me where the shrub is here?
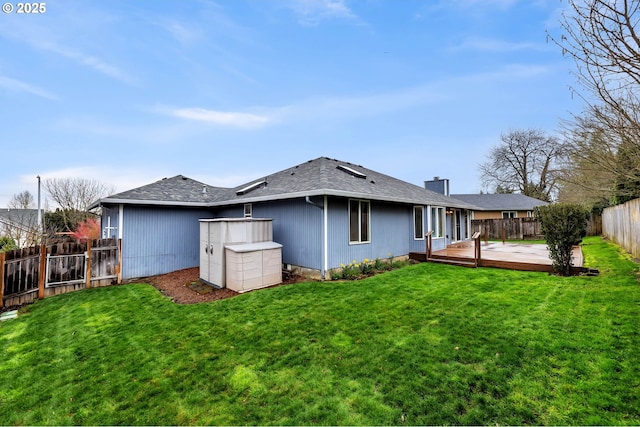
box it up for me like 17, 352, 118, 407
535, 203, 589, 276
0, 236, 18, 252
332, 257, 406, 280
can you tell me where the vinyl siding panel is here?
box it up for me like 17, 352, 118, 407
100, 207, 120, 239
120, 206, 214, 279
218, 198, 324, 271
327, 198, 421, 269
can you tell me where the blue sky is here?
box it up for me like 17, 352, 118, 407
0, 0, 581, 207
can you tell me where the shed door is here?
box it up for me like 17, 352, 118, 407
199, 221, 210, 282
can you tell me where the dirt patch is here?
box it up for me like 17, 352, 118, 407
141, 267, 308, 304
141, 267, 238, 304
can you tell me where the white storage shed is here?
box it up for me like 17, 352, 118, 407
199, 218, 273, 288
225, 242, 283, 292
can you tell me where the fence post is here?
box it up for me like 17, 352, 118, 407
0, 251, 5, 309
85, 240, 92, 289
117, 238, 122, 284
38, 244, 46, 299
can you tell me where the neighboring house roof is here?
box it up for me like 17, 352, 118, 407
92, 157, 477, 210
450, 193, 549, 211
0, 208, 39, 231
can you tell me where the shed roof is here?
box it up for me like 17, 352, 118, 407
451, 193, 548, 211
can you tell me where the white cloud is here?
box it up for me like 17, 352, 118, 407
0, 15, 136, 85
271, 63, 553, 123
37, 41, 137, 86
450, 36, 540, 52
156, 106, 271, 128
286, 0, 359, 25
0, 75, 58, 100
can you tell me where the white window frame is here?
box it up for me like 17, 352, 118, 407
349, 199, 370, 244
244, 203, 252, 218
430, 206, 445, 238
413, 206, 424, 240
527, 211, 534, 217
502, 211, 517, 219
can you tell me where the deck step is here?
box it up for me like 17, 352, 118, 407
427, 257, 477, 268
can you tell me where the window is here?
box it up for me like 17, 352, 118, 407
244, 203, 252, 218
430, 207, 445, 238
349, 200, 370, 243
414, 206, 424, 239
527, 211, 534, 217
502, 211, 517, 219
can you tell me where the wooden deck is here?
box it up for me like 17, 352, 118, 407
410, 241, 584, 274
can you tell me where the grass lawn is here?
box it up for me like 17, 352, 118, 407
1, 237, 639, 425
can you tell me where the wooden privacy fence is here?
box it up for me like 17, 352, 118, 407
472, 215, 602, 241
0, 238, 121, 308
603, 198, 640, 259
471, 218, 543, 241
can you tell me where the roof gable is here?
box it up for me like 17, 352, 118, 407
96, 175, 232, 207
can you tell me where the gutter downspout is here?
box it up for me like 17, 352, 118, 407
305, 195, 328, 280
323, 196, 328, 280
118, 204, 124, 239
305, 196, 323, 208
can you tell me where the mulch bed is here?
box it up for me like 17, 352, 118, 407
141, 267, 307, 304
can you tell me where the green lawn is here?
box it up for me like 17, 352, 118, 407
1, 237, 639, 425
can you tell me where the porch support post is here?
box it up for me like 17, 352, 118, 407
473, 231, 481, 267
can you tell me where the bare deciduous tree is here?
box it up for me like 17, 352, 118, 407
1, 190, 39, 247
44, 178, 114, 232
479, 129, 566, 202
552, 0, 640, 119
8, 190, 35, 209
550, 0, 640, 203
560, 104, 640, 204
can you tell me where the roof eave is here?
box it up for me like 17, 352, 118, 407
209, 189, 477, 209
91, 198, 212, 209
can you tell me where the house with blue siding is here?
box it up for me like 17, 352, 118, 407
91, 157, 477, 280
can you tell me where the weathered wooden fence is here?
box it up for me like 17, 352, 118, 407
0, 238, 121, 308
471, 218, 543, 240
603, 198, 640, 259
472, 214, 602, 241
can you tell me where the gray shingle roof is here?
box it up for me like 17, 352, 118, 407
222, 157, 476, 209
451, 193, 549, 211
91, 175, 233, 207
93, 157, 477, 209
0, 209, 39, 228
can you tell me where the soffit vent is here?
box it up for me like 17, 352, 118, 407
236, 180, 266, 195
337, 164, 366, 179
